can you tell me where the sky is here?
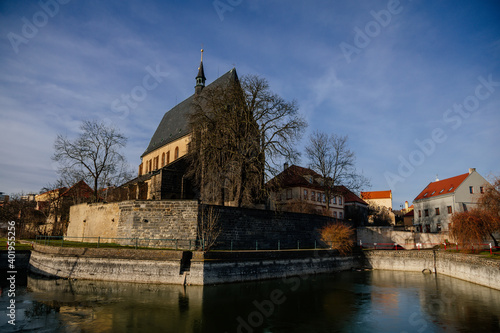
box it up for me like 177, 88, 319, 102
1, 0, 499, 208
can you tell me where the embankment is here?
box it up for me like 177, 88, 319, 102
29, 244, 362, 285
29, 244, 500, 290
364, 250, 500, 290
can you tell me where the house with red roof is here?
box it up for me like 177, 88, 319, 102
266, 164, 368, 225
412, 168, 490, 233
360, 190, 393, 210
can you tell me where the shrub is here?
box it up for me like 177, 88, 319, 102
320, 222, 354, 255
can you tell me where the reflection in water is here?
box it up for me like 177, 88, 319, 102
0, 270, 499, 332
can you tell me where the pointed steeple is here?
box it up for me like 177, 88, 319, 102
195, 49, 206, 94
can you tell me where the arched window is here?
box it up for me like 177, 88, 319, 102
174, 147, 179, 159
166, 151, 170, 165
161, 153, 165, 167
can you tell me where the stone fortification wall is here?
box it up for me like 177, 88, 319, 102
67, 200, 198, 248
67, 200, 337, 250
364, 250, 500, 290
67, 202, 120, 242
208, 205, 335, 250
116, 200, 198, 247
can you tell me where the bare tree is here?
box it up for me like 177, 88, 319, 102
242, 75, 307, 184
306, 131, 369, 210
188, 74, 307, 207
52, 120, 133, 201
198, 206, 221, 251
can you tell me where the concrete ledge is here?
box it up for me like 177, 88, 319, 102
32, 243, 184, 260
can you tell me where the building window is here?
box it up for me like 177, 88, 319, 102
311, 191, 315, 201
322, 193, 326, 203
338, 197, 342, 205
166, 151, 170, 165
480, 186, 484, 194
286, 189, 292, 200
304, 189, 308, 200
469, 186, 474, 194
332, 197, 336, 204
435, 208, 440, 215
418, 210, 422, 218
447, 206, 452, 214
333, 211, 337, 218
339, 212, 343, 219
161, 153, 165, 167
317, 192, 321, 202
174, 147, 179, 159
424, 209, 429, 217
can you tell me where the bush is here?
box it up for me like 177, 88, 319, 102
320, 222, 354, 255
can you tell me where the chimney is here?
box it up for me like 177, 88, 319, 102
469, 168, 476, 174
284, 162, 289, 170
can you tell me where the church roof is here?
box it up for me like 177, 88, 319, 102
142, 68, 238, 157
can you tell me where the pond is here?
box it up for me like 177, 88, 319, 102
1, 270, 499, 332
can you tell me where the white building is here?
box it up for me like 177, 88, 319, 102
413, 168, 490, 233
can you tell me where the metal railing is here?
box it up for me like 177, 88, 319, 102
359, 240, 500, 254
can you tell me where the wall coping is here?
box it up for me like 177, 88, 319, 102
32, 243, 184, 261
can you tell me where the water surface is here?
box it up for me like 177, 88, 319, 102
1, 270, 499, 332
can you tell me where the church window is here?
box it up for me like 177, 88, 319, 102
161, 153, 165, 167
175, 147, 179, 159
166, 151, 170, 165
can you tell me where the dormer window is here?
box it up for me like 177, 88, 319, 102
424, 193, 428, 197
448, 186, 453, 191
439, 189, 444, 193
431, 191, 435, 195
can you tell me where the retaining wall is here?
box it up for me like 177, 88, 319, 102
364, 250, 500, 290
28, 244, 361, 285
357, 226, 450, 249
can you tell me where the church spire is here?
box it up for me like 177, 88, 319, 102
195, 49, 206, 94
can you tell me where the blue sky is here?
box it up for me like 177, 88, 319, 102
1, 0, 499, 208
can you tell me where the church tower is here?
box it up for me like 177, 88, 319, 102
195, 49, 206, 94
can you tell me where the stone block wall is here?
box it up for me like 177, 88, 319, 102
67, 202, 120, 242
206, 205, 336, 250
67, 201, 340, 250
116, 200, 198, 248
